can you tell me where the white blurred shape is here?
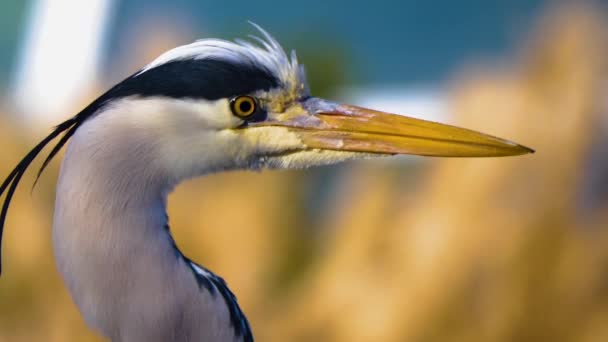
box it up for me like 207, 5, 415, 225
13, 0, 114, 125
340, 85, 449, 123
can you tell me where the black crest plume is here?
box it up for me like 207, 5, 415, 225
0, 116, 80, 274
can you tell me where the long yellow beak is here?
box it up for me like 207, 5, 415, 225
260, 98, 533, 157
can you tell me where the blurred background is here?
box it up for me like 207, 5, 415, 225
1, 0, 608, 341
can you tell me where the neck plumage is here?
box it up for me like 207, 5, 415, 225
52, 109, 178, 336
51, 110, 251, 341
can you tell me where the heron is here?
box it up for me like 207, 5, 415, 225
0, 25, 533, 342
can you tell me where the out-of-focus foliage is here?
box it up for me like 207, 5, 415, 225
1, 4, 608, 342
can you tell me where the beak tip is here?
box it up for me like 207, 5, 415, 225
518, 144, 535, 155
499, 138, 534, 156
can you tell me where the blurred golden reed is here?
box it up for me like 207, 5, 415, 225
1, 4, 607, 341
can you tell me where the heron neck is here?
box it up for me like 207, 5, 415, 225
51, 114, 184, 337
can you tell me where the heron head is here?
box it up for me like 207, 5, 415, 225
125, 24, 532, 180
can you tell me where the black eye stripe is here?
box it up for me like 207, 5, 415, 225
103, 59, 279, 102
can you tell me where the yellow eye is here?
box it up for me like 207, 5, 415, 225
230, 96, 257, 118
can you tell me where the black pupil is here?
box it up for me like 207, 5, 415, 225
239, 100, 253, 114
